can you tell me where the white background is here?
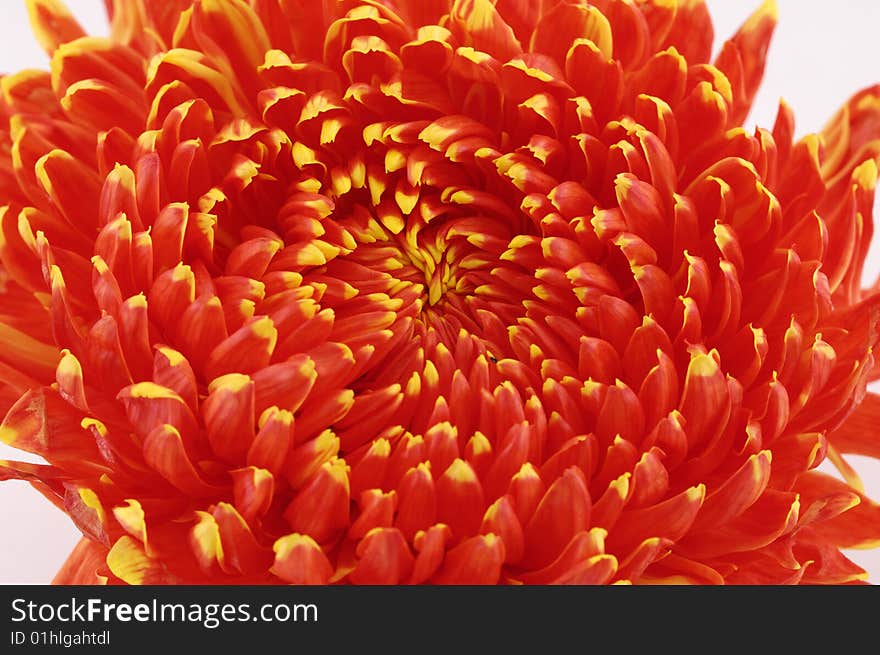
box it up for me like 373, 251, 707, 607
0, 0, 878, 583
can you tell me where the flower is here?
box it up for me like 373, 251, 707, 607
1, 0, 879, 585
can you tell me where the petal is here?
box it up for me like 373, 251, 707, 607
348, 488, 397, 540
284, 428, 340, 488
448, 0, 522, 62
394, 462, 437, 541
143, 423, 223, 496
35, 148, 102, 231
553, 554, 618, 585
827, 392, 880, 459
53, 537, 108, 584
409, 524, 452, 584
106, 535, 176, 584
436, 458, 485, 541
211, 502, 273, 575
247, 407, 294, 475
795, 472, 880, 550
677, 490, 799, 559
506, 462, 545, 525
714, 0, 778, 125
531, 2, 612, 63
517, 528, 606, 584
25, 0, 86, 54
350, 438, 391, 497
252, 354, 316, 416
349, 527, 414, 585
272, 533, 332, 585
678, 351, 730, 449
522, 466, 591, 569
203, 316, 278, 379
202, 373, 255, 463
691, 450, 772, 532
284, 458, 350, 544
432, 533, 505, 584
231, 466, 274, 524
607, 484, 705, 556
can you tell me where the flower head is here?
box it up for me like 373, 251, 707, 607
1, 0, 880, 584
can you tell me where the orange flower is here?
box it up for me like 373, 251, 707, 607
1, 0, 879, 585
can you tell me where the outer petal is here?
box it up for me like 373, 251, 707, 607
53, 538, 109, 585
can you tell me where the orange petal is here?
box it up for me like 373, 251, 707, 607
522, 466, 591, 569
350, 438, 391, 497
2, 387, 104, 470
795, 472, 880, 550
190, 510, 225, 574
678, 351, 730, 449
272, 533, 332, 585
531, 2, 611, 64
284, 458, 350, 544
349, 488, 397, 540
615, 537, 670, 583
335, 383, 405, 452
691, 450, 772, 532
395, 462, 437, 541
714, 0, 778, 125
659, 0, 713, 64
590, 473, 631, 532
192, 0, 271, 71
107, 535, 176, 584
203, 316, 277, 379
827, 392, 880, 459
212, 502, 273, 575
284, 428, 340, 489
553, 554, 618, 585
252, 354, 316, 416
247, 406, 294, 475
143, 423, 222, 496
629, 448, 669, 508
349, 527, 414, 585
424, 421, 460, 478
86, 315, 133, 391
54, 348, 87, 410
148, 263, 196, 329
61, 78, 145, 134
152, 346, 199, 414
432, 533, 505, 584
448, 0, 521, 62
231, 466, 274, 524
98, 163, 142, 229
678, 489, 798, 559
176, 295, 228, 372
35, 149, 102, 231
53, 537, 108, 584
485, 421, 531, 499
607, 484, 705, 556
409, 523, 452, 584
518, 527, 606, 584
25, 0, 86, 54
202, 373, 255, 464
506, 462, 545, 525
479, 495, 524, 564
436, 458, 485, 541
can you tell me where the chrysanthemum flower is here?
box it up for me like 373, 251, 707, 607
1, 0, 879, 585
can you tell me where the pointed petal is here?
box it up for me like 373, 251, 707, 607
522, 466, 591, 569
